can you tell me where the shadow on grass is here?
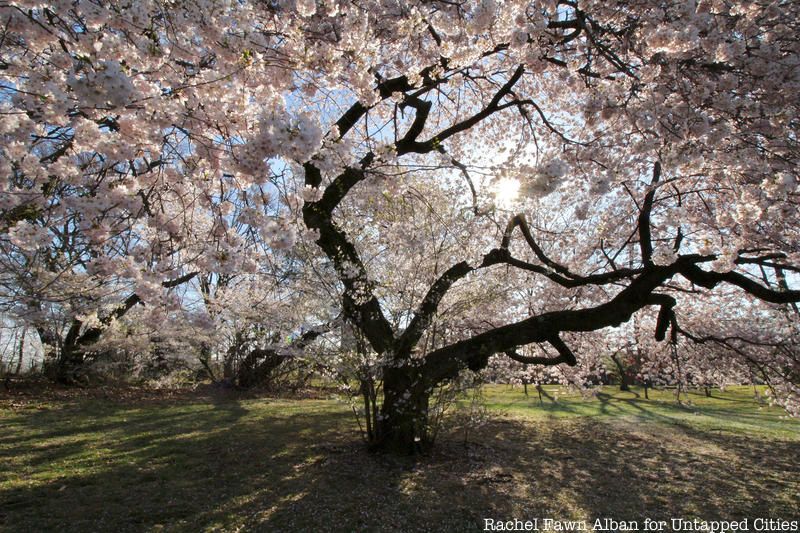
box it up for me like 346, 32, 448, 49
1, 396, 798, 532
495, 388, 794, 437
591, 391, 793, 431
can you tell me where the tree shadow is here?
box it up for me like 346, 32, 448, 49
590, 391, 793, 434
237, 414, 800, 531
1, 396, 798, 532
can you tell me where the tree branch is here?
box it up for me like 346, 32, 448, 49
638, 161, 661, 266
679, 263, 800, 304
505, 335, 577, 366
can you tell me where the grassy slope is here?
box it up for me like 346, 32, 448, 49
0, 385, 798, 532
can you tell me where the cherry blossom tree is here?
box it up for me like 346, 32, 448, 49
295, 0, 800, 452
2, 0, 799, 453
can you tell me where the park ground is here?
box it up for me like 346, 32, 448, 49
0, 384, 798, 532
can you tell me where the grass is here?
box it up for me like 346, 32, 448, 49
0, 384, 798, 532
482, 384, 800, 439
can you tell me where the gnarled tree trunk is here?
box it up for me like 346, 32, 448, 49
373, 365, 432, 454
236, 348, 288, 388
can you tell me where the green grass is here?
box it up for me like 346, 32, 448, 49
482, 384, 800, 439
1, 385, 798, 532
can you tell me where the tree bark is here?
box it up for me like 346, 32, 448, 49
50, 342, 85, 384
236, 348, 287, 388
35, 327, 78, 384
373, 365, 432, 454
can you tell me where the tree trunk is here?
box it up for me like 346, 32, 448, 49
36, 322, 88, 384
36, 327, 81, 384
198, 347, 218, 383
237, 348, 287, 388
610, 354, 630, 391
55, 343, 86, 384
14, 328, 25, 375
361, 380, 374, 442
372, 366, 432, 454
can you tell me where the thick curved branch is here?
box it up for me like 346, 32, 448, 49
310, 163, 370, 216
236, 320, 336, 388
310, 66, 528, 219
397, 65, 526, 156
502, 213, 575, 277
333, 67, 447, 141
67, 271, 199, 351
302, 200, 395, 354
396, 249, 508, 355
650, 293, 677, 342
735, 253, 800, 274
505, 335, 577, 366
396, 95, 432, 149
679, 263, 800, 304
638, 161, 661, 265
423, 263, 683, 382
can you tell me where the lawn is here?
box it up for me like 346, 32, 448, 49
0, 385, 798, 532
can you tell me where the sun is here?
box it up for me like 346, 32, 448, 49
493, 177, 521, 208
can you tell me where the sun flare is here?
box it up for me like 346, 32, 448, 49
493, 177, 521, 208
